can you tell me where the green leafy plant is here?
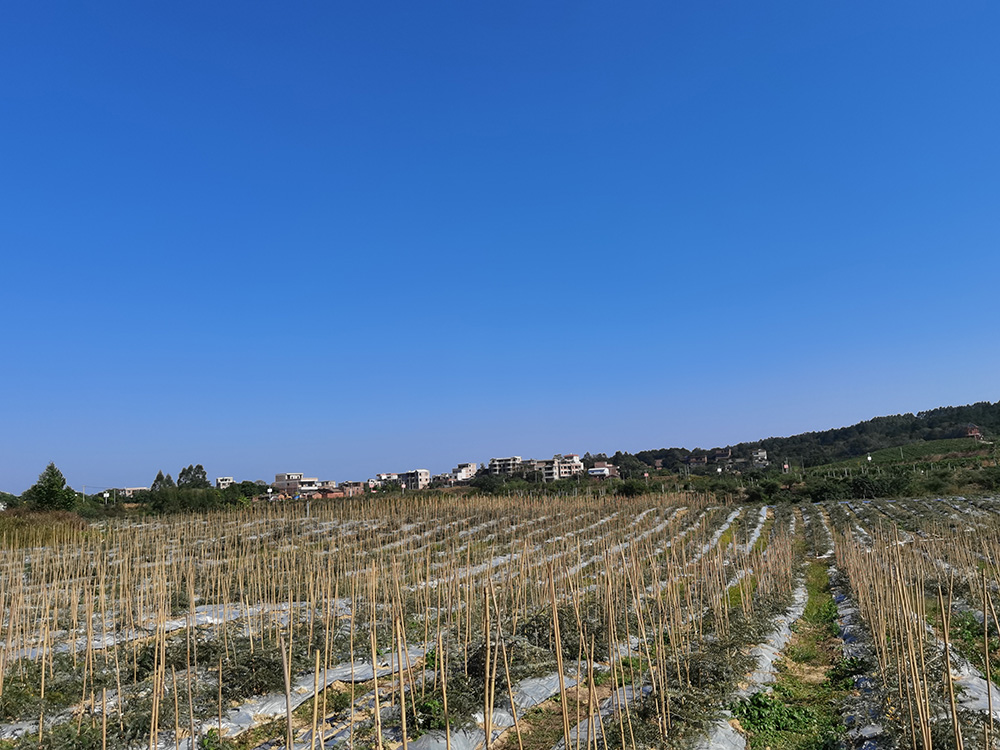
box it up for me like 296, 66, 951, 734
199, 729, 239, 750
730, 691, 815, 733
826, 657, 868, 691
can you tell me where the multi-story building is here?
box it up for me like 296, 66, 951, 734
273, 472, 319, 495
489, 456, 523, 475
490, 454, 582, 482
338, 481, 369, 497
521, 458, 546, 475
541, 454, 584, 482
216, 477, 234, 490
451, 462, 478, 482
429, 463, 479, 486
398, 469, 431, 490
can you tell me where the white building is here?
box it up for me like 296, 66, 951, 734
489, 457, 523, 475
216, 477, 234, 490
451, 462, 478, 482
541, 454, 584, 482
488, 454, 583, 482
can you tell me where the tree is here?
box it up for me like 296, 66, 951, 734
237, 480, 262, 498
150, 471, 176, 492
581, 452, 608, 470
610, 451, 648, 480
617, 479, 647, 497
177, 464, 210, 489
151, 471, 166, 492
220, 480, 264, 505
22, 463, 77, 511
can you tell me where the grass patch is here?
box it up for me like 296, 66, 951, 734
801, 562, 838, 638
786, 642, 820, 665
751, 516, 774, 554
716, 524, 736, 551
733, 560, 851, 750
727, 575, 758, 610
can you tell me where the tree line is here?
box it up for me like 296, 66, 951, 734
4, 463, 268, 515
6, 401, 999, 513
631, 400, 1000, 470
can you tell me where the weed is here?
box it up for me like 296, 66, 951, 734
731, 691, 814, 733
825, 657, 867, 690
406, 693, 449, 734
786, 642, 820, 664
199, 729, 239, 749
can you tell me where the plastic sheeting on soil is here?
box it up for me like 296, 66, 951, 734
307, 668, 581, 750
5, 600, 351, 663
922, 601, 1000, 721
689, 713, 747, 750
693, 509, 742, 564
696, 577, 810, 750
198, 644, 429, 743
406, 727, 485, 750
738, 506, 769, 554
474, 672, 581, 728
829, 565, 889, 750
549, 683, 653, 750
0, 719, 43, 742
734, 580, 809, 697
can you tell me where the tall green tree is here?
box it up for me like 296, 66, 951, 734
177, 464, 210, 489
150, 470, 176, 492
22, 463, 77, 511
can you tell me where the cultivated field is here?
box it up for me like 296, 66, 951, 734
2, 493, 1000, 749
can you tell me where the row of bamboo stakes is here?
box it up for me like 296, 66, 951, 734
0, 492, 797, 748
834, 497, 1000, 750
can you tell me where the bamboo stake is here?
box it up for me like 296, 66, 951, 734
549, 566, 572, 750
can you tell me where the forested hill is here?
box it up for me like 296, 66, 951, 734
635, 401, 1000, 470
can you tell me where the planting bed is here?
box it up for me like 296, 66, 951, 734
3, 493, 1000, 749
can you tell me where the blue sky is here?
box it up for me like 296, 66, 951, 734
2, 2, 999, 493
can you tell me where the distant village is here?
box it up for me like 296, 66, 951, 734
110, 448, 776, 501
265, 448, 772, 499
246, 453, 615, 499
111, 453, 635, 500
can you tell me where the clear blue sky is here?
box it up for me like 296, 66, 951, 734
3, 2, 999, 493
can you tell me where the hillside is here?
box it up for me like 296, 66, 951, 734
636, 400, 999, 469
810, 437, 990, 471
